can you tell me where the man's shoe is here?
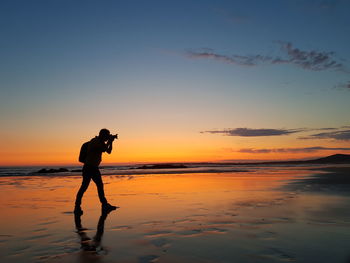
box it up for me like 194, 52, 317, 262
74, 205, 83, 215
102, 203, 118, 211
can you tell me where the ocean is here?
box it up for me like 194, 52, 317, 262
0, 162, 339, 177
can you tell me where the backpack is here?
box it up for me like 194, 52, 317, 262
79, 141, 90, 163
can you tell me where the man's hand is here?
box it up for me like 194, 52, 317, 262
106, 135, 116, 154
108, 135, 116, 143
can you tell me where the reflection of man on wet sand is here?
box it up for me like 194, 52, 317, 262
74, 210, 112, 254
75, 129, 118, 214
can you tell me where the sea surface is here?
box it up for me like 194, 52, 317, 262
0, 162, 343, 177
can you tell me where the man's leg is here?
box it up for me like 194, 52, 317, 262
91, 169, 108, 205
75, 169, 92, 207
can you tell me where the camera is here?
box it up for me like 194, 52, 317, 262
109, 134, 118, 140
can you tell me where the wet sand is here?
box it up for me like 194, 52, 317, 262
0, 166, 350, 263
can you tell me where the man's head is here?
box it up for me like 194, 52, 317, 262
99, 128, 111, 142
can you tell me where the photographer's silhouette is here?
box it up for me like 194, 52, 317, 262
75, 129, 118, 214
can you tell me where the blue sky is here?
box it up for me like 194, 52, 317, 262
1, 0, 350, 164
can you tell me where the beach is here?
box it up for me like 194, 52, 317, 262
1, 165, 350, 263
2, 1, 350, 262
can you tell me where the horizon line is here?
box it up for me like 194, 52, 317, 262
1, 154, 342, 167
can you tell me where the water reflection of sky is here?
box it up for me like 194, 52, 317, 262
0, 168, 349, 263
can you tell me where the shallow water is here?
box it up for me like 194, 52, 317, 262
0, 168, 349, 263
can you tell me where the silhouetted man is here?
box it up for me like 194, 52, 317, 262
74, 128, 118, 214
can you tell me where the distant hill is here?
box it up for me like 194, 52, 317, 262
218, 154, 350, 166
307, 154, 350, 164
253, 154, 350, 165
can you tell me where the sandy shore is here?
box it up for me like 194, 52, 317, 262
0, 166, 350, 263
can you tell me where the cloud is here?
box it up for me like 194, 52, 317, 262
202, 126, 350, 141
238, 146, 350, 154
186, 49, 272, 67
201, 128, 304, 137
334, 81, 350, 90
314, 127, 340, 131
275, 42, 345, 71
300, 129, 350, 141
185, 42, 347, 72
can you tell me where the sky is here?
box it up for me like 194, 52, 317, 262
0, 0, 350, 165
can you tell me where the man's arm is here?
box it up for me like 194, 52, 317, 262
106, 138, 114, 154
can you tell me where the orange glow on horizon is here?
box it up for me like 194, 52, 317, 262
1, 130, 348, 166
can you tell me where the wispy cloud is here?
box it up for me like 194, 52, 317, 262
185, 42, 347, 72
314, 127, 340, 131
300, 129, 350, 141
274, 42, 345, 71
238, 146, 350, 153
186, 48, 272, 67
201, 128, 304, 137
202, 126, 350, 140
334, 81, 350, 90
